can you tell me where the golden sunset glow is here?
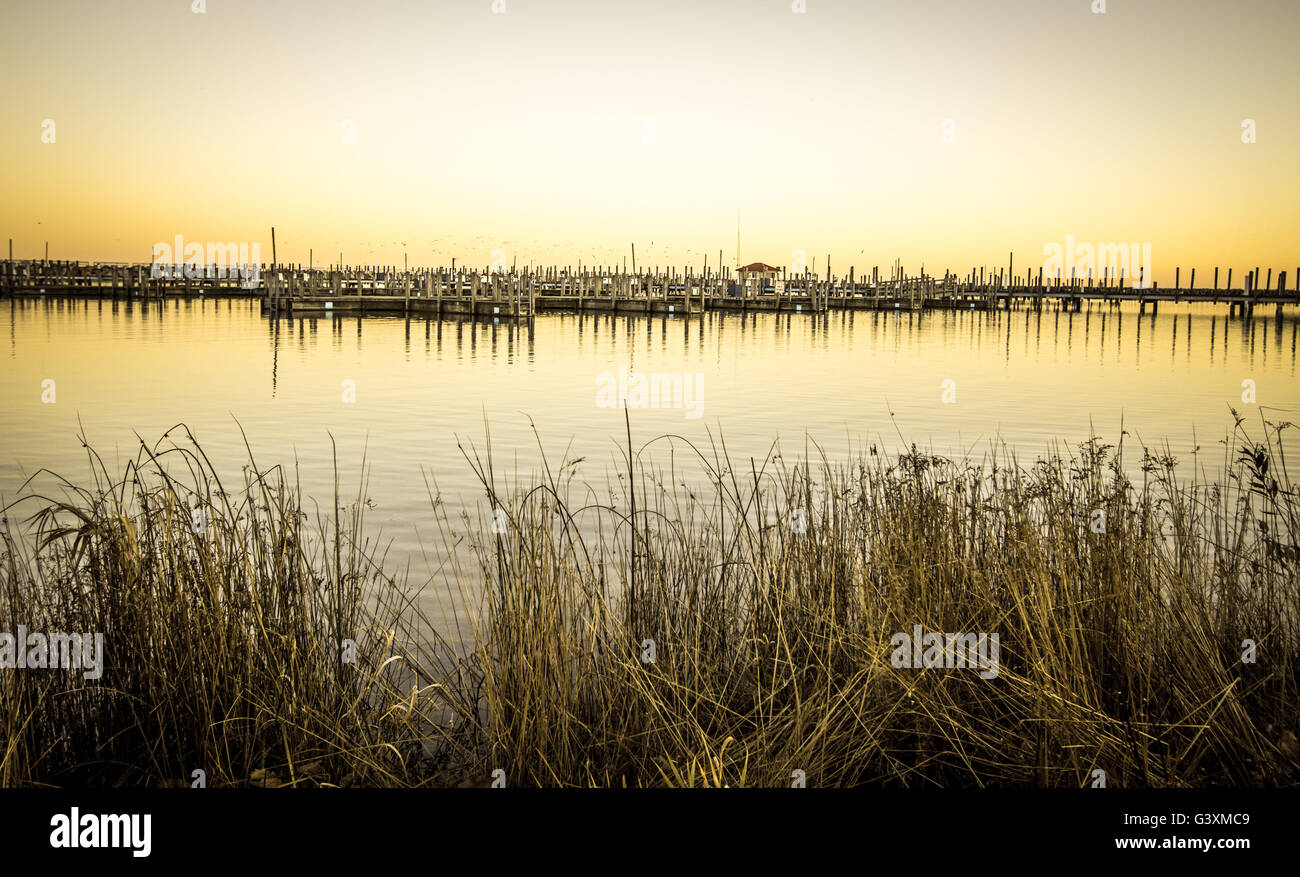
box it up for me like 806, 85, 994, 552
3, 0, 1297, 283
5, 0, 1300, 810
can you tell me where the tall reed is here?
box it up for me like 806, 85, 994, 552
456, 413, 1298, 787
2, 415, 1296, 786
0, 425, 454, 787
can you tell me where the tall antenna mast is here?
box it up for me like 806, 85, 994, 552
736, 210, 740, 273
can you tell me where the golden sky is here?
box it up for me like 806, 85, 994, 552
2, 0, 1297, 285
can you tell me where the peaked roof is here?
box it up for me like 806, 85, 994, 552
739, 262, 781, 272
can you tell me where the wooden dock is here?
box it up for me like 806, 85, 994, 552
5, 258, 1299, 320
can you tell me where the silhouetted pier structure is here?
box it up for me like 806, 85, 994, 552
5, 257, 1298, 321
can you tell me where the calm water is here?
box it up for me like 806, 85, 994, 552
2, 296, 1297, 605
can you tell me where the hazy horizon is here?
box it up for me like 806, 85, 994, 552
3, 0, 1297, 284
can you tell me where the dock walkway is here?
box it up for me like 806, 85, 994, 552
5, 259, 1297, 320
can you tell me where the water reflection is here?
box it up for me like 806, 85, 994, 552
2, 296, 1297, 591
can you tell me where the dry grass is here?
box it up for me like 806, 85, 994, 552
2, 414, 1297, 787
0, 424, 447, 787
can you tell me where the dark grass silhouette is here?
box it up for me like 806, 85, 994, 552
2, 414, 1297, 787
